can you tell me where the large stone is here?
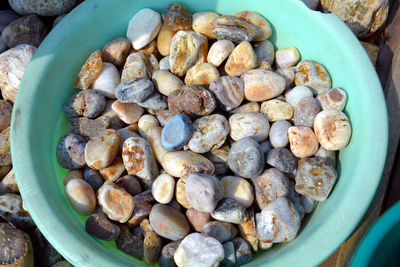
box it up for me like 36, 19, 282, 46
9, 0, 76, 16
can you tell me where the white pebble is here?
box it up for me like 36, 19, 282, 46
229, 112, 270, 142
269, 120, 291, 148
207, 40, 235, 67
285, 86, 313, 107
91, 62, 120, 98
152, 174, 175, 204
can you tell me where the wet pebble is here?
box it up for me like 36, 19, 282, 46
295, 60, 331, 95
192, 11, 219, 39
267, 148, 296, 174
185, 208, 212, 232
161, 113, 193, 151
101, 37, 131, 67
115, 175, 142, 196
260, 99, 293, 122
56, 133, 86, 169
159, 240, 181, 267
185, 63, 220, 85
144, 231, 163, 265
285, 85, 313, 107
175, 178, 192, 209
288, 126, 319, 158
221, 176, 254, 208
111, 100, 144, 124
234, 11, 271, 41
150, 204, 190, 240
64, 90, 106, 119
317, 87, 347, 111
121, 51, 158, 81
242, 69, 286, 101
82, 167, 104, 191
221, 241, 236, 267
153, 70, 184, 96
293, 96, 321, 127
65, 179, 96, 215
69, 116, 110, 138
229, 112, 270, 142
152, 174, 175, 204
230, 101, 260, 114
269, 120, 291, 148
74, 50, 102, 90
211, 198, 249, 224
211, 16, 257, 43
91, 62, 121, 98
225, 41, 257, 76
232, 237, 252, 265
209, 76, 244, 111
275, 47, 300, 68
204, 145, 230, 175
116, 226, 144, 260
162, 3, 192, 31
207, 40, 235, 67
203, 221, 237, 243
85, 213, 120, 241
99, 157, 126, 182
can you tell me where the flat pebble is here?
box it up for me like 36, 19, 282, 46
221, 241, 236, 267
174, 233, 224, 267
293, 96, 321, 127
295, 60, 331, 95
152, 174, 175, 204
204, 145, 230, 175
267, 148, 296, 174
256, 197, 301, 243
98, 182, 134, 223
101, 37, 131, 67
168, 84, 216, 116
74, 50, 102, 90
207, 40, 235, 67
188, 114, 229, 153
288, 126, 319, 158
211, 198, 249, 224
91, 62, 121, 98
315, 146, 337, 167
192, 11, 219, 39
203, 221, 237, 243
153, 70, 183, 96
261, 99, 293, 122
229, 112, 270, 142
242, 69, 286, 101
185, 208, 212, 232
64, 90, 106, 118
277, 67, 295, 89
159, 240, 181, 267
150, 204, 190, 240
186, 173, 224, 212
211, 16, 257, 43
69, 116, 110, 138
175, 178, 192, 209
161, 113, 193, 151
285, 85, 313, 107
56, 133, 86, 169
159, 56, 170, 70
254, 40, 274, 66
121, 51, 158, 81
0, 101, 12, 132
225, 41, 257, 76
295, 157, 337, 201
185, 63, 220, 85
209, 76, 244, 111
237, 208, 258, 252
144, 231, 163, 265
275, 47, 300, 68
65, 179, 96, 216
126, 8, 162, 50
111, 100, 144, 124
230, 102, 260, 114
228, 137, 264, 178
138, 114, 160, 138
317, 88, 347, 111
99, 157, 125, 182
115, 175, 142, 196
314, 110, 351, 150
269, 120, 291, 148
63, 169, 82, 185
83, 167, 104, 191
221, 176, 254, 208
232, 237, 252, 265
116, 226, 144, 260
85, 213, 120, 241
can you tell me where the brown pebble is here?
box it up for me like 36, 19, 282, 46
74, 50, 102, 90
186, 208, 212, 232
102, 37, 131, 67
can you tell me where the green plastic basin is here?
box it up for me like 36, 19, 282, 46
11, 0, 388, 266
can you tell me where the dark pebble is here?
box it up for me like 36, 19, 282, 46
2, 15, 47, 47
116, 225, 144, 260
56, 133, 86, 169
221, 241, 236, 267
203, 221, 237, 243
211, 15, 257, 43
85, 213, 120, 241
159, 240, 181, 267
266, 147, 296, 173
211, 198, 249, 224
83, 167, 104, 191
115, 175, 143, 196
63, 90, 106, 118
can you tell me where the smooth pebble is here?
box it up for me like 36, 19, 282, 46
121, 51, 158, 81
211, 198, 249, 224
293, 96, 321, 127
295, 60, 331, 95
260, 99, 293, 122
192, 11, 219, 39
161, 113, 193, 151
157, 24, 176, 57
225, 41, 257, 76
209, 76, 244, 111
152, 174, 175, 204
220, 176, 254, 208
266, 148, 296, 174
275, 47, 300, 68
211, 16, 257, 43
234, 11, 272, 41
162, 3, 192, 31
83, 167, 104, 191
184, 63, 220, 85
288, 126, 319, 158
85, 213, 120, 241
185, 208, 212, 232
229, 112, 270, 142
242, 69, 286, 101
203, 221, 237, 243
269, 120, 291, 148
207, 40, 235, 67
153, 70, 184, 96
285, 85, 313, 107
56, 133, 86, 169
101, 37, 131, 67
317, 88, 347, 111
91, 62, 121, 98
65, 179, 96, 216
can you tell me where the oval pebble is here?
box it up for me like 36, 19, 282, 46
230, 102, 260, 114
242, 69, 286, 101
254, 40, 274, 66
152, 70, 184, 96
211, 198, 249, 224
317, 87, 347, 111
266, 148, 296, 174
207, 40, 235, 67
161, 113, 193, 151
115, 78, 154, 103
91, 62, 121, 98
85, 213, 120, 241
295, 60, 331, 95
162, 3, 192, 31
151, 174, 175, 204
288, 126, 319, 158
64, 90, 106, 118
221, 176, 254, 208
211, 16, 257, 43
275, 47, 300, 68
185, 208, 212, 232
293, 96, 321, 127
285, 85, 313, 107
101, 37, 131, 67
203, 221, 237, 243
225, 41, 257, 76
209, 76, 244, 111
157, 24, 175, 57
65, 179, 96, 216
269, 120, 291, 148
260, 99, 293, 122
184, 63, 220, 85
56, 133, 86, 169
192, 11, 219, 39
138, 114, 160, 138
229, 112, 270, 142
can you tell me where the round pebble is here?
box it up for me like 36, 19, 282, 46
293, 96, 321, 127
209, 76, 244, 111
295, 60, 331, 95
101, 37, 131, 67
152, 174, 175, 204
229, 112, 270, 142
269, 120, 291, 148
152, 70, 184, 96
185, 173, 224, 213
242, 69, 286, 101
317, 87, 347, 111
225, 41, 257, 76
150, 204, 190, 240
192, 11, 219, 39
184, 63, 220, 85
63, 90, 106, 119
85, 213, 120, 241
91, 62, 121, 98
288, 126, 319, 158
211, 198, 249, 224
161, 113, 193, 151
207, 40, 235, 67
275, 47, 300, 68
220, 176, 254, 208
65, 179, 96, 216
121, 51, 158, 81
56, 133, 86, 169
260, 99, 294, 122
162, 3, 192, 31
188, 114, 229, 153
211, 16, 257, 43
285, 85, 313, 107
228, 137, 265, 178
83, 167, 104, 191
266, 148, 296, 174
185, 208, 212, 232
203, 221, 237, 243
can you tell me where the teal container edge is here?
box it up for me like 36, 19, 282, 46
11, 0, 388, 266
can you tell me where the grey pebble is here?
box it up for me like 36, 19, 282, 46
158, 240, 181, 267
315, 146, 337, 167
294, 96, 321, 127
116, 225, 144, 260
211, 15, 257, 43
232, 237, 252, 265
85, 213, 120, 241
269, 120, 291, 148
203, 221, 238, 243
64, 90, 106, 118
115, 175, 142, 196
211, 198, 249, 224
83, 167, 104, 191
56, 133, 86, 169
301, 195, 318, 214
267, 147, 296, 173
69, 116, 110, 138
221, 241, 236, 267
260, 140, 272, 159
8, 0, 76, 16
288, 180, 305, 219
137, 90, 168, 111
115, 78, 154, 103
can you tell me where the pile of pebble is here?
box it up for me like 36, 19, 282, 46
55, 2, 353, 267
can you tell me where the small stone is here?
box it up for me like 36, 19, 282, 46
65, 179, 96, 216
314, 109, 351, 150
101, 37, 131, 67
211, 16, 257, 43
127, 200, 152, 227
9, 0, 76, 16
127, 8, 162, 50
122, 136, 158, 187
237, 208, 258, 252
211, 198, 249, 224
174, 233, 224, 267
228, 137, 264, 178
185, 208, 212, 232
63, 169, 83, 185
209, 76, 244, 111
207, 40, 235, 67
203, 221, 237, 243
100, 100, 125, 129
0, 169, 18, 194
116, 225, 144, 260
2, 15, 47, 48
0, 100, 12, 132
160, 56, 171, 70
295, 60, 331, 95
91, 62, 121, 98
147, 126, 169, 164
159, 240, 181, 267
168, 84, 216, 116
229, 112, 270, 142
288, 180, 305, 219
225, 41, 257, 76
192, 11, 219, 39
84, 129, 121, 170
295, 157, 338, 201
116, 78, 153, 104
252, 168, 289, 209
301, 195, 318, 214
185, 63, 220, 85
99, 157, 125, 182
0, 194, 34, 231
256, 197, 301, 243
0, 44, 36, 102
98, 182, 134, 223
275, 47, 300, 68
56, 133, 86, 169
288, 126, 319, 158
153, 70, 184, 96
242, 69, 286, 101
152, 174, 175, 204
317, 87, 347, 111
161, 113, 193, 151
186, 173, 224, 212
232, 237, 252, 265
204, 145, 230, 175
221, 241, 236, 267
144, 231, 163, 265
163, 151, 215, 178
261, 99, 293, 122
115, 175, 142, 196
293, 96, 321, 127
64, 90, 106, 119
267, 148, 296, 174
162, 3, 192, 31
150, 204, 190, 240
136, 91, 168, 111
285, 85, 313, 107
321, 0, 389, 38
188, 114, 229, 153
176, 178, 192, 209
269, 120, 291, 148
121, 51, 159, 81
315, 146, 337, 167
82, 167, 104, 191
111, 100, 144, 124
157, 24, 176, 57
69, 116, 110, 138
85, 213, 120, 241
234, 11, 272, 41
138, 114, 160, 138
157, 109, 177, 127
169, 30, 208, 76
277, 67, 296, 89
74, 50, 102, 90
259, 240, 273, 250
254, 40, 274, 65
230, 102, 260, 114
220, 176, 254, 208
141, 218, 154, 235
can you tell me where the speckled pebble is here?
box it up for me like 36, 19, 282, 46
64, 90, 106, 119
152, 174, 175, 204
269, 120, 291, 148
242, 69, 286, 101
211, 16, 257, 43
260, 99, 293, 122
121, 51, 158, 81
288, 126, 319, 158
101, 37, 131, 67
161, 113, 193, 151
85, 213, 120, 241
0, 169, 18, 194
295, 60, 331, 95
207, 40, 235, 67
211, 198, 249, 224
0, 101, 12, 132
229, 112, 270, 142
237, 208, 258, 252
115, 78, 154, 103
275, 47, 300, 68
225, 41, 257, 76
56, 133, 86, 169
65, 179, 96, 216
74, 50, 102, 90
209, 76, 244, 111
143, 231, 163, 265
69, 116, 110, 138
267, 148, 296, 174
99, 157, 125, 182
150, 204, 190, 240
317, 87, 347, 111
293, 96, 321, 127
